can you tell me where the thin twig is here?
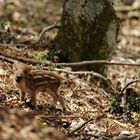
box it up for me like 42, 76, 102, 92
96, 87, 112, 99
71, 78, 84, 93
0, 50, 43, 64
0, 43, 27, 47
114, 5, 140, 11
52, 68, 96, 75
0, 55, 15, 64
121, 92, 127, 121
70, 133, 99, 138
121, 79, 140, 94
53, 60, 140, 67
37, 23, 60, 43
41, 115, 86, 120
52, 68, 117, 96
112, 120, 128, 128
69, 118, 93, 134
71, 133, 113, 139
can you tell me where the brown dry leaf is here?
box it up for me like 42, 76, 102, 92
107, 123, 121, 137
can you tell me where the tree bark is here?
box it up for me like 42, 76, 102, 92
54, 0, 118, 75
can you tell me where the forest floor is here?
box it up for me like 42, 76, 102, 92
0, 0, 140, 140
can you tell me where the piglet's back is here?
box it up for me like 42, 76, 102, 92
26, 70, 62, 91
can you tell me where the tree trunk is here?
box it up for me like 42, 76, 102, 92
54, 0, 118, 75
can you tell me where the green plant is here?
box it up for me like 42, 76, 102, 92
111, 94, 122, 113
33, 51, 47, 60
126, 88, 140, 112
111, 88, 140, 114
0, 19, 14, 43
33, 48, 58, 61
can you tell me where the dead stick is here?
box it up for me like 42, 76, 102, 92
52, 68, 118, 96
0, 50, 43, 64
0, 43, 27, 47
0, 55, 15, 63
70, 118, 93, 134
52, 68, 110, 81
71, 133, 98, 138
0, 50, 140, 67
53, 60, 140, 67
114, 5, 140, 11
41, 115, 86, 120
121, 79, 140, 94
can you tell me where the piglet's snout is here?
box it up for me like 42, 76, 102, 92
15, 74, 23, 82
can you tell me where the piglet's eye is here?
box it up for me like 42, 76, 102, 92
15, 74, 23, 82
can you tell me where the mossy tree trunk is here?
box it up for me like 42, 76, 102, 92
54, 0, 118, 75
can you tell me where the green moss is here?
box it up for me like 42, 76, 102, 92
33, 51, 47, 60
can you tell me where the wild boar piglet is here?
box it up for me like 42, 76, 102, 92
13, 62, 66, 111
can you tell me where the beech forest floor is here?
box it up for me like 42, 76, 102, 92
0, 0, 140, 140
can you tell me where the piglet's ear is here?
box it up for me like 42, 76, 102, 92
25, 65, 32, 73
13, 61, 19, 70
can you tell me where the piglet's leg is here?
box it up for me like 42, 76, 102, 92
46, 88, 57, 107
18, 91, 27, 107
47, 88, 66, 111
28, 90, 37, 109
57, 94, 66, 111
20, 91, 26, 101
55, 90, 66, 111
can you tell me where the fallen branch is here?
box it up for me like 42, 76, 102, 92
52, 60, 140, 67
112, 119, 128, 128
114, 5, 140, 11
0, 50, 43, 65
71, 133, 98, 138
72, 133, 111, 139
41, 115, 87, 120
0, 43, 27, 48
52, 68, 106, 80
52, 68, 118, 97
0, 49, 140, 67
0, 50, 140, 67
0, 55, 15, 64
